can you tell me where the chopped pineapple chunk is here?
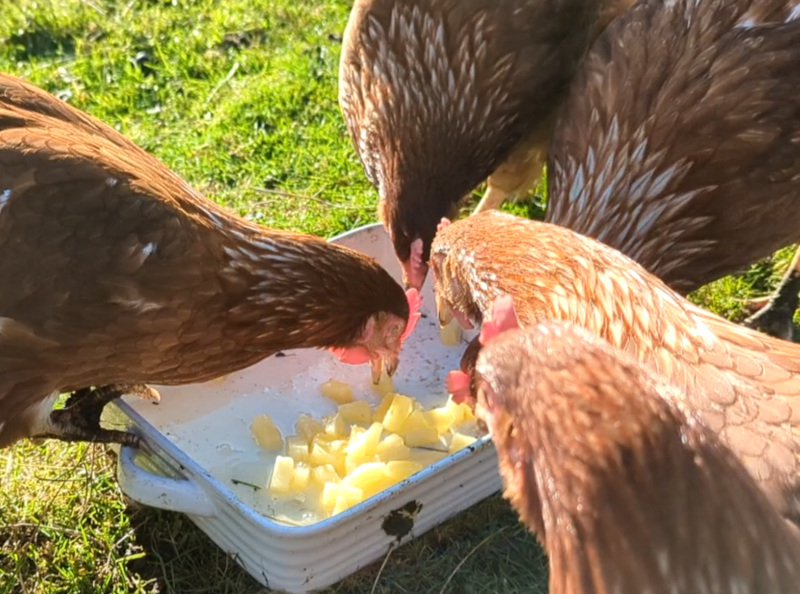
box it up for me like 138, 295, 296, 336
338, 400, 372, 425
377, 434, 411, 461
319, 379, 355, 404
404, 427, 441, 448
400, 410, 434, 436
285, 435, 309, 463
342, 462, 395, 498
439, 318, 462, 346
446, 398, 476, 425
371, 369, 395, 397
251, 414, 284, 451
449, 432, 478, 453
427, 407, 456, 435
324, 413, 347, 438
372, 393, 395, 423
291, 463, 310, 491
321, 482, 363, 514
269, 456, 294, 494
382, 394, 415, 434
295, 414, 325, 442
310, 464, 340, 486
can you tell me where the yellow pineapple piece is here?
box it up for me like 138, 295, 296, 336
382, 394, 415, 434
399, 410, 434, 436
285, 435, 309, 463
404, 427, 440, 448
370, 370, 395, 397
309, 441, 338, 468
291, 463, 310, 491
385, 460, 423, 482
324, 413, 347, 438
342, 462, 395, 498
409, 448, 448, 467
338, 400, 372, 425
295, 413, 325, 442
446, 398, 476, 425
310, 464, 340, 487
344, 422, 383, 473
427, 406, 456, 435
321, 482, 363, 515
376, 434, 411, 461
250, 414, 283, 451
439, 318, 462, 346
319, 379, 354, 404
372, 393, 395, 423
449, 432, 478, 453
268, 456, 294, 494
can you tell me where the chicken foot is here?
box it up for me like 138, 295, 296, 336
744, 248, 800, 341
42, 384, 158, 447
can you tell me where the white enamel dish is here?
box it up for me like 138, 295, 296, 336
104, 223, 502, 593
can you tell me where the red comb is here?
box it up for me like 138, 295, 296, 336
446, 370, 473, 404
437, 218, 452, 234
479, 294, 520, 346
400, 288, 422, 341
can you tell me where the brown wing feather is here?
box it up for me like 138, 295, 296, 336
548, 0, 800, 292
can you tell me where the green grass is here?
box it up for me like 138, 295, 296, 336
0, 1, 796, 592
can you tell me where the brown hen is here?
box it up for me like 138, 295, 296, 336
0, 73, 417, 449
548, 0, 800, 337
338, 0, 633, 290
475, 319, 800, 594
432, 211, 800, 526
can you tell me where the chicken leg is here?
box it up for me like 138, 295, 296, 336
42, 384, 158, 447
473, 127, 549, 215
743, 247, 800, 341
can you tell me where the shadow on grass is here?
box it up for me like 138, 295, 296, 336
122, 492, 548, 594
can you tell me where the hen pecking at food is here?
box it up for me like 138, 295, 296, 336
0, 73, 420, 449
432, 211, 800, 526
338, 0, 634, 290
474, 314, 800, 594
547, 0, 800, 338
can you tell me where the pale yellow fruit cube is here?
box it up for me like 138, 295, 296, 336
342, 462, 395, 498
372, 393, 395, 423
446, 399, 476, 425
295, 414, 325, 442
269, 456, 294, 494
382, 394, 415, 434
344, 422, 383, 472
399, 410, 434, 436
285, 435, 309, 463
370, 370, 395, 397
338, 400, 372, 425
427, 406, 456, 435
309, 441, 338, 468
321, 482, 363, 514
250, 414, 283, 451
376, 434, 411, 461
319, 379, 354, 404
310, 464, 340, 486
291, 463, 310, 491
324, 413, 347, 438
404, 427, 440, 448
439, 318, 462, 346
385, 460, 423, 482
449, 432, 478, 453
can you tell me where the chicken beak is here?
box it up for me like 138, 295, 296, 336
437, 295, 453, 327
384, 353, 399, 377
371, 356, 384, 384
